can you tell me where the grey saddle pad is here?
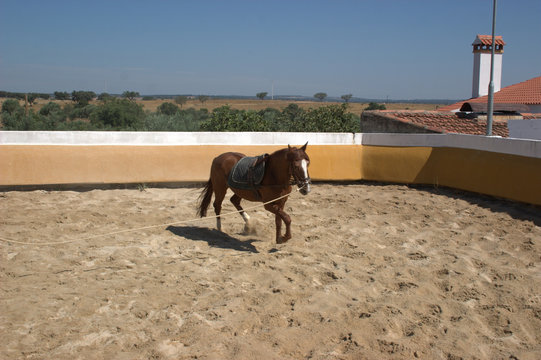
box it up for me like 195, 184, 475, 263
227, 155, 267, 190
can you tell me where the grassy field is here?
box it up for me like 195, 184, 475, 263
137, 98, 446, 114
3, 97, 447, 115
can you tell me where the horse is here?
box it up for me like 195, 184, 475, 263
197, 142, 311, 244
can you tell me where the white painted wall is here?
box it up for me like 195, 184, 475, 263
2, 131, 541, 159
508, 119, 541, 140
361, 133, 541, 159
0, 131, 355, 146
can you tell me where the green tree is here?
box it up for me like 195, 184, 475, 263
258, 108, 281, 131
123, 91, 139, 101
3, 92, 25, 100
157, 102, 180, 115
39, 102, 68, 128
54, 91, 70, 100
143, 108, 209, 131
174, 95, 188, 108
27, 93, 39, 105
200, 106, 269, 132
90, 98, 144, 129
296, 104, 358, 132
365, 102, 386, 110
98, 92, 113, 101
55, 120, 97, 131
199, 104, 358, 132
1, 111, 39, 130
68, 104, 97, 120
39, 102, 63, 116
341, 94, 353, 103
71, 91, 96, 106
200, 106, 239, 131
314, 92, 327, 102
1, 99, 22, 115
256, 92, 268, 100
278, 103, 304, 131
197, 95, 209, 104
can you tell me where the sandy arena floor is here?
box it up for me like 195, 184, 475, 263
1, 183, 540, 359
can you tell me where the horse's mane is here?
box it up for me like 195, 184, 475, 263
270, 147, 289, 158
271, 145, 304, 157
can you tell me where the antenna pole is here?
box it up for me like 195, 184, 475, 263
486, 0, 497, 136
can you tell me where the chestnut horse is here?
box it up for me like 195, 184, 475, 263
197, 143, 311, 244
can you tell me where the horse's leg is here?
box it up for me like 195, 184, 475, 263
213, 186, 226, 232
231, 194, 254, 233
280, 204, 292, 242
264, 202, 291, 244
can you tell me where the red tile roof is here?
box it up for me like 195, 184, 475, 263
470, 76, 541, 105
437, 102, 466, 112
459, 102, 531, 113
473, 34, 506, 46
366, 110, 509, 137
438, 75, 541, 111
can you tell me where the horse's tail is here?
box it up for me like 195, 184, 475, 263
197, 178, 213, 218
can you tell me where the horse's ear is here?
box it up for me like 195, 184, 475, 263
301, 142, 308, 151
288, 144, 292, 151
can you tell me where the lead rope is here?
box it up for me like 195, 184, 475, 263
0, 186, 303, 246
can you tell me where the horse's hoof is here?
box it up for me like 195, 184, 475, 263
243, 222, 257, 235
276, 236, 290, 244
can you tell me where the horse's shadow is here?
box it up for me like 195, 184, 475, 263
166, 225, 259, 253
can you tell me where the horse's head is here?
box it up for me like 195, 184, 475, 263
287, 142, 311, 195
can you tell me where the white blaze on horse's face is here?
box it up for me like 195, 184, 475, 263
301, 159, 308, 178
299, 159, 311, 195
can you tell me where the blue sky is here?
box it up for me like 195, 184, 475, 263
1, 0, 540, 100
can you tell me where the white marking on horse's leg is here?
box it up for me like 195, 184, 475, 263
216, 217, 222, 231
242, 211, 256, 234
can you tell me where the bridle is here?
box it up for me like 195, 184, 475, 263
254, 163, 310, 189
290, 160, 311, 190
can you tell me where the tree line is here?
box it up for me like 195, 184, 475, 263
255, 92, 354, 103
1, 95, 360, 132
0, 91, 51, 103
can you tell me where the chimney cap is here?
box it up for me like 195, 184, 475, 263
472, 34, 506, 46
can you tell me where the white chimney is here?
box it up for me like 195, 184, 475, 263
472, 34, 505, 98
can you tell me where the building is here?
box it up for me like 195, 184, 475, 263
360, 35, 540, 138
360, 110, 513, 137
361, 76, 541, 138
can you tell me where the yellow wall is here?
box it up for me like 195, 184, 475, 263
307, 145, 363, 180
1, 143, 540, 205
361, 146, 541, 205
0, 145, 361, 186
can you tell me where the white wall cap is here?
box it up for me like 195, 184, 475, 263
2, 131, 540, 159
0, 131, 355, 146
361, 133, 541, 158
